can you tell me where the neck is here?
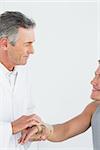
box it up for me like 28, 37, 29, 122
0, 52, 15, 71
0, 61, 14, 71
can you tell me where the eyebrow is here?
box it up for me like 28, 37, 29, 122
24, 42, 33, 44
95, 72, 100, 76
98, 60, 100, 64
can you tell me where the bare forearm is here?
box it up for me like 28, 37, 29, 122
47, 114, 91, 142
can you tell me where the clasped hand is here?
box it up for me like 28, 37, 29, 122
18, 124, 50, 144
11, 114, 50, 144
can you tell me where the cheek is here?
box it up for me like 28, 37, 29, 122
97, 81, 100, 90
98, 81, 100, 89
8, 48, 15, 58
14, 48, 23, 57
18, 48, 26, 56
8, 44, 26, 59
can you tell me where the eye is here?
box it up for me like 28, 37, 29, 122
25, 44, 29, 47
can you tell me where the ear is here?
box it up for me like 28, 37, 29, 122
0, 38, 8, 51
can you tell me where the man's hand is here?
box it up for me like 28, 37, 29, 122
18, 123, 54, 144
11, 114, 41, 134
18, 125, 42, 144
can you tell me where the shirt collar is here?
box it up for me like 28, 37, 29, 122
0, 63, 18, 78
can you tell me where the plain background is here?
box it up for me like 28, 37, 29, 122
0, 0, 98, 150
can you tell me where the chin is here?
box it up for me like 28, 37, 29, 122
20, 61, 27, 65
91, 92, 99, 100
91, 95, 100, 101
22, 62, 27, 65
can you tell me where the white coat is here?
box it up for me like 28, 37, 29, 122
0, 63, 35, 150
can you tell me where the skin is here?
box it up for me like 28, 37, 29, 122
0, 27, 35, 71
19, 65, 100, 144
12, 115, 42, 134
0, 27, 41, 134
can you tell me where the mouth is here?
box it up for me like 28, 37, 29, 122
24, 56, 29, 58
92, 88, 100, 92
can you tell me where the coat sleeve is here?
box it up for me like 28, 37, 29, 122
0, 122, 12, 147
24, 68, 40, 150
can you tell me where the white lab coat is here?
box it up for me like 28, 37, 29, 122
0, 63, 35, 150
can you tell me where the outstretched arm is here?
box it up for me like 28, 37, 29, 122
47, 102, 96, 142
19, 102, 96, 144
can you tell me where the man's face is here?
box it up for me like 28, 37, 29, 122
91, 66, 100, 101
7, 27, 35, 66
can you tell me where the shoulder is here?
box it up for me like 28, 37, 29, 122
82, 101, 98, 117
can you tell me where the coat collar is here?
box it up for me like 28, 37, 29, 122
0, 63, 18, 92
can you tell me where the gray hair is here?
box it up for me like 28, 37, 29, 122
98, 60, 100, 65
0, 11, 36, 46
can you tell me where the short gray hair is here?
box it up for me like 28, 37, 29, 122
0, 11, 36, 46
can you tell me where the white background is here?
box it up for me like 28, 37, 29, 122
0, 0, 98, 150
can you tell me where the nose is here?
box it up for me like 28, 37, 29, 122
28, 47, 35, 55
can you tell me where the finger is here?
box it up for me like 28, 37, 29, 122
23, 126, 38, 144
18, 129, 28, 144
35, 125, 42, 133
32, 114, 42, 121
29, 133, 42, 141
27, 120, 41, 128
41, 126, 49, 140
23, 133, 33, 144
18, 137, 22, 144
28, 114, 42, 123
19, 132, 27, 144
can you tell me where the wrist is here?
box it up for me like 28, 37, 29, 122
47, 124, 54, 139
42, 123, 54, 139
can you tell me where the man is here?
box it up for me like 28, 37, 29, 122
19, 60, 100, 150
0, 11, 42, 149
